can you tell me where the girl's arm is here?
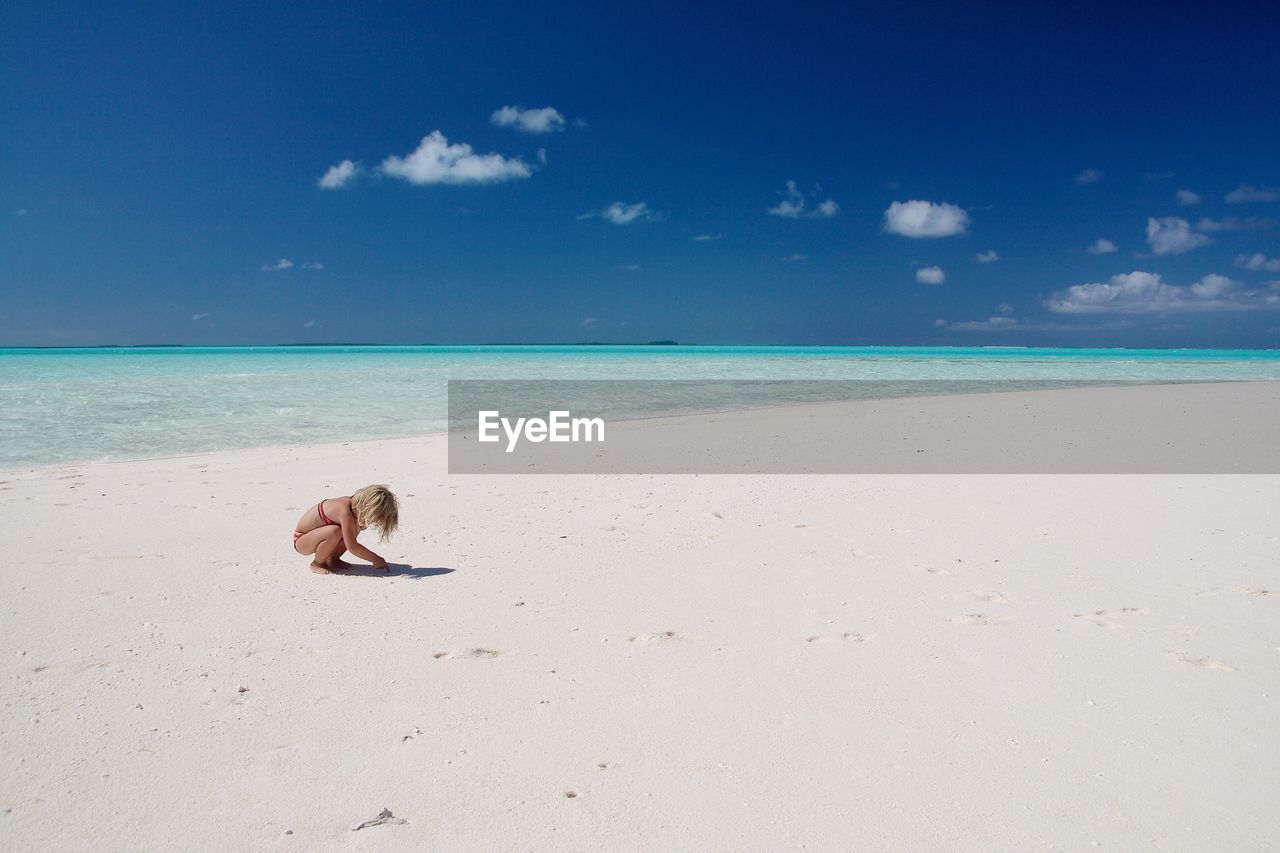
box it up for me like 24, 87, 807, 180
339, 512, 386, 568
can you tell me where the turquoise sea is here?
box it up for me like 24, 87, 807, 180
2, 345, 1279, 469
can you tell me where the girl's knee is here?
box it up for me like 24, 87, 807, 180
317, 527, 344, 553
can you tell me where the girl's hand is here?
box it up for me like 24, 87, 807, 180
371, 556, 388, 571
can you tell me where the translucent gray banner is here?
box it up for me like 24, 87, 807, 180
446, 380, 1280, 474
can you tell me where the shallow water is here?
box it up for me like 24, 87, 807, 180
2, 345, 1278, 468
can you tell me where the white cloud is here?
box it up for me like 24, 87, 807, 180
1075, 168, 1104, 185
318, 160, 359, 189
191, 312, 209, 321
916, 265, 946, 284
946, 316, 1020, 331
616, 264, 641, 271
692, 233, 721, 241
13, 208, 29, 216
975, 250, 1000, 263
536, 148, 547, 165
997, 302, 1014, 315
1225, 184, 1279, 203
769, 182, 804, 218
603, 203, 654, 224
1046, 270, 1280, 313
767, 181, 839, 219
262, 258, 294, 271
1086, 238, 1118, 254
579, 201, 659, 225
939, 315, 1133, 333
1176, 189, 1201, 206
303, 320, 315, 328
1194, 216, 1277, 232
938, 313, 1130, 333
1236, 253, 1280, 272
884, 200, 969, 238
579, 317, 597, 328
490, 106, 566, 134
302, 262, 324, 270
1187, 274, 1239, 300
379, 131, 531, 185
1146, 217, 1210, 255
782, 254, 807, 262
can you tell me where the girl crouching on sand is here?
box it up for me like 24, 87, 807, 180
293, 485, 400, 574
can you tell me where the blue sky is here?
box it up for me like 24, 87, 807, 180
2, 0, 1278, 347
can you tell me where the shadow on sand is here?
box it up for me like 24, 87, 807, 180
334, 563, 456, 580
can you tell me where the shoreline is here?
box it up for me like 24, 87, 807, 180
7, 378, 1276, 475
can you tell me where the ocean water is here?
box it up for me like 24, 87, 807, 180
2, 345, 1278, 469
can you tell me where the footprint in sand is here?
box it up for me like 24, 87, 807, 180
628, 631, 689, 643
433, 648, 501, 660
1176, 654, 1235, 671
805, 632, 867, 644
951, 613, 1011, 626
1074, 608, 1150, 629
974, 591, 1010, 605
924, 566, 951, 576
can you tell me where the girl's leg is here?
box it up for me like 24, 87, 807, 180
326, 534, 351, 570
294, 525, 344, 573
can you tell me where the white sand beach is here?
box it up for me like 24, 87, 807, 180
3, 384, 1278, 850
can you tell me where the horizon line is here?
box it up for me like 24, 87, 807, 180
1, 342, 1279, 353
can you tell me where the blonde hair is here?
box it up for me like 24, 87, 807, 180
351, 484, 399, 541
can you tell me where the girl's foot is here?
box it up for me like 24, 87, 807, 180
310, 561, 333, 574
326, 559, 354, 570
